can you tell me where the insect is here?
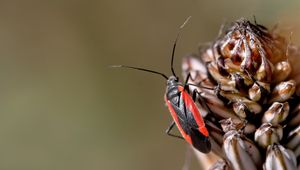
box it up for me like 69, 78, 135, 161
112, 17, 211, 153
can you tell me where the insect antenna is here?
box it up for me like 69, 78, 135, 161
110, 65, 168, 80
171, 16, 191, 80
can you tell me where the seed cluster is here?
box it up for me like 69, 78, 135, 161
182, 18, 300, 170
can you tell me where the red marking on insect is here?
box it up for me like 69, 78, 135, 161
179, 86, 209, 137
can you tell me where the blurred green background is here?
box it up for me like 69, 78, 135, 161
0, 0, 299, 169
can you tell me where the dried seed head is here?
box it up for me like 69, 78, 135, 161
254, 123, 283, 148
217, 18, 285, 82
264, 144, 297, 170
182, 18, 300, 169
262, 102, 289, 125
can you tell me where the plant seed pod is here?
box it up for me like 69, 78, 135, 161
273, 61, 292, 83
219, 91, 262, 114
230, 73, 250, 92
264, 144, 297, 170
262, 102, 289, 125
207, 62, 232, 85
200, 92, 239, 120
257, 81, 271, 92
254, 55, 274, 82
248, 81, 270, 102
201, 45, 215, 63
223, 130, 261, 170
248, 83, 262, 102
269, 80, 296, 103
223, 59, 244, 75
182, 55, 214, 87
232, 101, 249, 118
218, 19, 279, 81
209, 159, 231, 170
219, 118, 256, 135
254, 123, 283, 148
220, 118, 246, 133
241, 134, 263, 168
219, 93, 262, 115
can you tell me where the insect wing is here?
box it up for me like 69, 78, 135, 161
189, 127, 211, 153
180, 87, 211, 153
180, 88, 209, 137
166, 87, 211, 153
166, 98, 192, 145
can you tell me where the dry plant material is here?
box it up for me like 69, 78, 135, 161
182, 18, 300, 170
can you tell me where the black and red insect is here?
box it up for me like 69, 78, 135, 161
112, 17, 211, 153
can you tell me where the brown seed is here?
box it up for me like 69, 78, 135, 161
223, 130, 261, 170
254, 123, 283, 148
248, 83, 262, 102
219, 118, 246, 133
273, 61, 292, 83
262, 102, 289, 125
269, 80, 296, 103
232, 101, 248, 118
219, 92, 262, 115
199, 92, 239, 120
264, 144, 297, 170
254, 55, 274, 82
249, 81, 270, 102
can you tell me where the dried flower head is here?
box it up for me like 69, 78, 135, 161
182, 18, 300, 169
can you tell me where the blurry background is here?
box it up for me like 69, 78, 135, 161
0, 0, 299, 169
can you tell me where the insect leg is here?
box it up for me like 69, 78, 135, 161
183, 72, 212, 92
184, 73, 191, 88
165, 121, 184, 139
183, 72, 208, 91
183, 73, 192, 94
192, 89, 213, 115
192, 89, 198, 102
